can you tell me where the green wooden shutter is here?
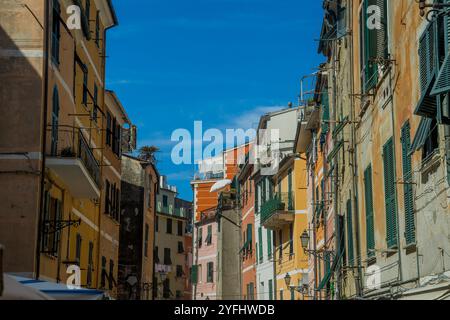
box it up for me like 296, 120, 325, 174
401, 122, 416, 245
268, 280, 273, 300
267, 229, 272, 258
255, 183, 259, 215
247, 224, 253, 251
321, 88, 330, 133
415, 21, 438, 117
346, 199, 354, 265
258, 227, 263, 263
364, 165, 375, 258
191, 265, 198, 284
383, 138, 398, 249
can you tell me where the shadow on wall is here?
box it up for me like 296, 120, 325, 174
0, 9, 45, 276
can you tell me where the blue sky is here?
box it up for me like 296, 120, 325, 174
106, 0, 324, 200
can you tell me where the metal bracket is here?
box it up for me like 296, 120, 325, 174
43, 218, 82, 234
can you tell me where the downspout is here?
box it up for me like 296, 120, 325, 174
349, 0, 364, 298
36, 0, 51, 280
311, 158, 318, 300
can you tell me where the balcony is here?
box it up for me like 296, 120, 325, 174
261, 192, 295, 229
296, 103, 320, 153
46, 127, 101, 199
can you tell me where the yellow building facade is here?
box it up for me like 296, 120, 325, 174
261, 155, 309, 300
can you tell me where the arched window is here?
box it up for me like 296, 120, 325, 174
51, 87, 60, 156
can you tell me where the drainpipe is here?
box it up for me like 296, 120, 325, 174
36, 0, 51, 280
311, 159, 318, 300
348, 0, 364, 298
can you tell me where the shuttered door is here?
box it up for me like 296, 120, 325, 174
383, 138, 398, 249
401, 122, 416, 245
267, 229, 272, 258
346, 199, 354, 265
364, 165, 375, 257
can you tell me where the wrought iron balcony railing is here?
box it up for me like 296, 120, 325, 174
260, 192, 295, 225
47, 126, 101, 188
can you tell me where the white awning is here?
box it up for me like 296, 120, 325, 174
210, 179, 232, 193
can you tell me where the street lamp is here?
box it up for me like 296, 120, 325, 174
284, 273, 292, 288
300, 230, 310, 252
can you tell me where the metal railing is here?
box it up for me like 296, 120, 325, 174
47, 126, 101, 187
260, 192, 295, 224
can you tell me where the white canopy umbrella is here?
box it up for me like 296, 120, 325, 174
210, 179, 232, 193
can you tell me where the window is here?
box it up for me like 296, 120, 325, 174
106, 112, 112, 146
92, 83, 98, 122
101, 256, 107, 288
360, 0, 388, 92
206, 225, 212, 245
198, 227, 203, 248
364, 165, 375, 258
289, 224, 294, 256
401, 122, 416, 246
163, 195, 168, 207
75, 233, 82, 264
383, 138, 398, 249
154, 246, 159, 264
164, 248, 172, 265
50, 87, 59, 156
95, 11, 100, 47
246, 224, 253, 254
144, 224, 149, 257
82, 66, 88, 106
166, 218, 172, 234
163, 278, 170, 299
268, 280, 273, 300
247, 283, 255, 300
156, 216, 159, 232
423, 119, 439, 160
105, 180, 110, 214
178, 241, 184, 254
177, 220, 183, 236
346, 199, 354, 265
109, 259, 115, 290
87, 242, 93, 287
415, 21, 437, 118
51, 0, 61, 64
176, 265, 183, 278
207, 262, 214, 283
288, 169, 293, 210
278, 230, 283, 261
191, 265, 198, 284
85, 0, 90, 29
258, 227, 263, 263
